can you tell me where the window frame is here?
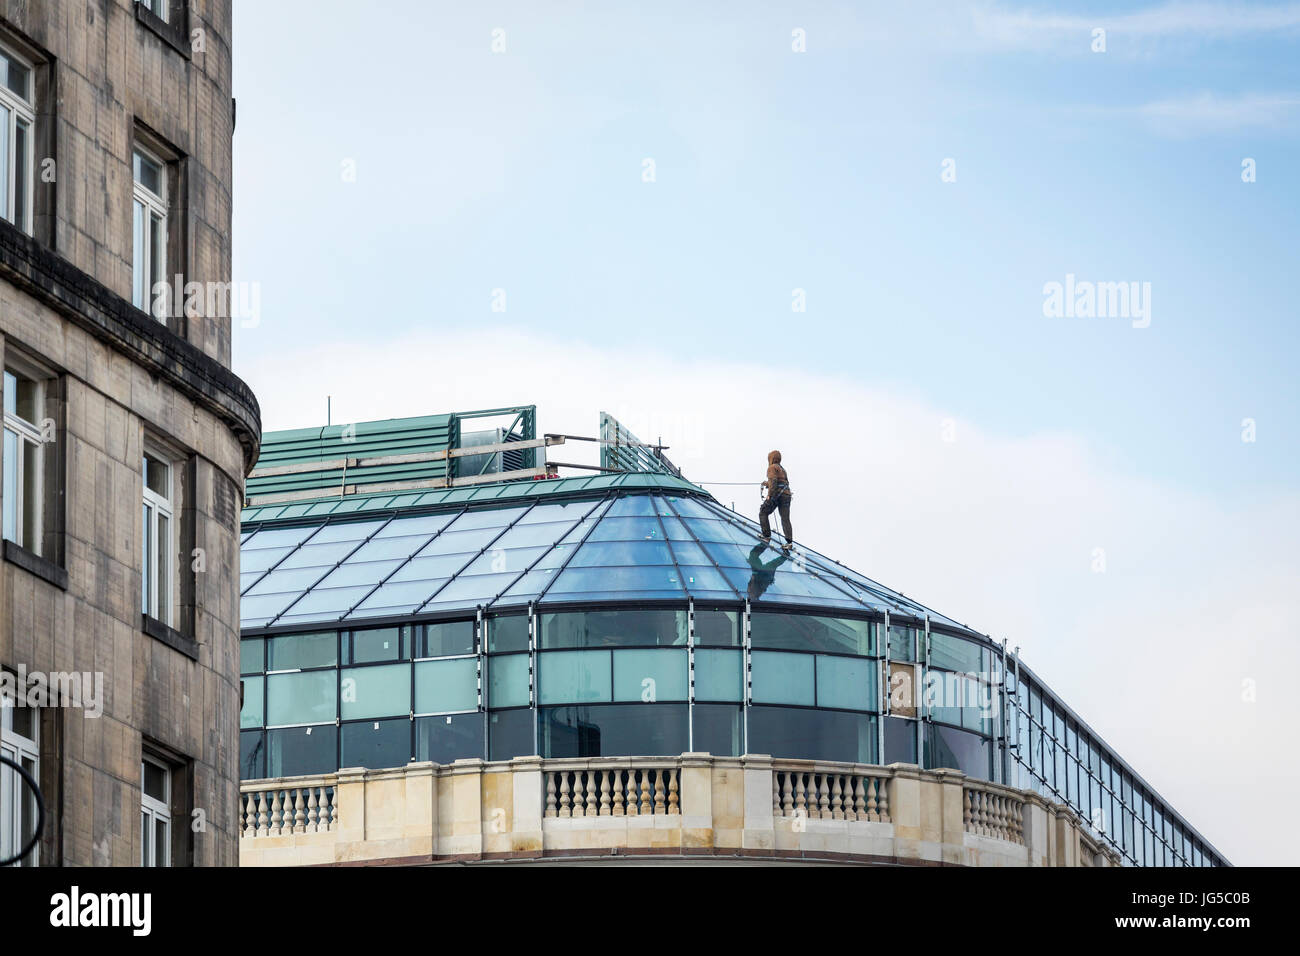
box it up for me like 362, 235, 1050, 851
142, 444, 176, 626
138, 0, 171, 25
1, 688, 40, 867
132, 144, 169, 316
0, 42, 35, 235
140, 756, 172, 867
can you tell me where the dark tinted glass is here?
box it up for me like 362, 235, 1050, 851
747, 706, 875, 763
750, 613, 873, 656
487, 614, 529, 653
268, 725, 338, 777
540, 609, 687, 648
488, 708, 534, 761
884, 715, 918, 764
240, 638, 265, 674
693, 609, 740, 646
924, 723, 991, 779
340, 718, 411, 770
415, 713, 485, 764
539, 704, 689, 758
240, 730, 266, 779
692, 704, 742, 757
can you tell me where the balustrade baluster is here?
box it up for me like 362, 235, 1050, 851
559, 772, 572, 818
668, 770, 679, 815
613, 771, 626, 816
831, 775, 844, 819
545, 773, 557, 817
781, 773, 794, 817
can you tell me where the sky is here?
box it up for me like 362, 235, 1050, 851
230, 1, 1300, 865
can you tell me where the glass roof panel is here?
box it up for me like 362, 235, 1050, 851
389, 555, 473, 582
242, 525, 319, 551
347, 534, 433, 563
415, 527, 501, 557
606, 495, 657, 517
241, 546, 295, 575
666, 539, 709, 566
546, 565, 687, 597
245, 566, 327, 597
306, 520, 387, 544
677, 565, 734, 595
424, 572, 518, 607
586, 517, 664, 542
443, 507, 522, 531
312, 558, 403, 591
276, 540, 361, 571
569, 539, 673, 567
462, 546, 549, 576
354, 578, 448, 613
377, 512, 458, 538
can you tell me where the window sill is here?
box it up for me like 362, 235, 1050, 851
142, 614, 200, 661
134, 3, 191, 60
2, 540, 69, 590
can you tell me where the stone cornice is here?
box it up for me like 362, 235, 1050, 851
0, 220, 262, 474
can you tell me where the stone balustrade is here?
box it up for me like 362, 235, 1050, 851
238, 755, 1122, 867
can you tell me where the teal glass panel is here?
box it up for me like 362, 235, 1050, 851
693, 609, 740, 646
414, 657, 478, 713
240, 676, 264, 728
537, 649, 612, 704
240, 638, 265, 675
750, 614, 874, 656
612, 648, 687, 702
418, 619, 475, 657
694, 649, 742, 702
345, 626, 410, 664
815, 655, 875, 712
267, 631, 336, 670
888, 625, 918, 662
487, 614, 529, 653
750, 651, 813, 706
488, 653, 530, 708
928, 632, 983, 673
341, 663, 411, 720
266, 670, 337, 725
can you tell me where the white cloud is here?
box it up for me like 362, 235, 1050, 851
238, 327, 1299, 864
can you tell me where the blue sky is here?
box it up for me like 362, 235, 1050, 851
231, 2, 1300, 864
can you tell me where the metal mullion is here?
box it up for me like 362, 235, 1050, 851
412, 500, 541, 615
687, 597, 694, 752
530, 494, 616, 605
340, 504, 472, 618
486, 495, 609, 611
659, 495, 741, 601
742, 599, 750, 754
265, 514, 398, 627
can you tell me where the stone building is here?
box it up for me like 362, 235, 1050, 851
0, 0, 259, 866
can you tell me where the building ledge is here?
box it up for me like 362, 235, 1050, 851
142, 614, 200, 661
3, 540, 69, 590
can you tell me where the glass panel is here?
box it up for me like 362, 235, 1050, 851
134, 149, 163, 194
267, 632, 336, 670
750, 651, 814, 706
141, 501, 152, 613
344, 626, 409, 664
132, 198, 145, 306
488, 708, 534, 761
693, 648, 742, 702
2, 428, 17, 543
692, 704, 742, 757
142, 761, 167, 802
155, 512, 169, 622
539, 704, 688, 758
14, 118, 27, 232
155, 819, 169, 867
693, 609, 740, 646
414, 657, 477, 713
0, 105, 8, 221
888, 625, 917, 662
748, 706, 875, 763
415, 713, 485, 764
541, 610, 687, 649
239, 730, 265, 778
1, 53, 30, 99
537, 649, 612, 705
341, 663, 410, 720
240, 638, 265, 674
928, 632, 983, 673
488, 653, 529, 709
267, 725, 337, 777
239, 676, 264, 728
612, 648, 687, 702
487, 614, 528, 653
340, 718, 411, 770
750, 613, 874, 656
884, 715, 918, 764
924, 723, 991, 779
266, 670, 337, 725
815, 655, 875, 712
418, 619, 475, 657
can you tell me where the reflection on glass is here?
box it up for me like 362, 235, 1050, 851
692, 704, 742, 757
341, 718, 411, 770
748, 706, 875, 763
540, 609, 686, 648
267, 725, 337, 777
415, 713, 484, 764
539, 704, 688, 758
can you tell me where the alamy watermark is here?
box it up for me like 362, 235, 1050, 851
148, 276, 262, 328
1042, 274, 1151, 328
1, 665, 104, 718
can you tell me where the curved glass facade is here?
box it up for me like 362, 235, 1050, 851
239, 488, 1227, 867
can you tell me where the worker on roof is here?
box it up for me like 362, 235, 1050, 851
759, 449, 793, 550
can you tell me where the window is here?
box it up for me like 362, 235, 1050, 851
138, 0, 170, 24
132, 146, 168, 315
141, 757, 171, 867
0, 44, 34, 234
141, 447, 174, 625
1, 690, 40, 866
3, 366, 47, 554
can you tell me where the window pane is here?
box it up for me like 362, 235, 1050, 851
149, 211, 164, 301
240, 638, 265, 675
693, 609, 740, 646
2, 428, 17, 542
748, 706, 875, 763
815, 655, 875, 712
344, 626, 409, 664
888, 625, 918, 662
155, 512, 169, 622
14, 118, 27, 232
239, 730, 265, 779
267, 725, 337, 777
0, 105, 8, 221
414, 713, 484, 764
487, 614, 528, 653
693, 648, 742, 702
750, 651, 813, 706
488, 708, 534, 761
537, 650, 611, 705
539, 704, 688, 758
540, 609, 687, 649
341, 663, 410, 720
154, 819, 169, 867
884, 715, 918, 764
924, 723, 991, 779
134, 150, 163, 194
240, 676, 264, 728
340, 718, 411, 770
414, 657, 477, 713
612, 648, 687, 702
132, 199, 146, 307
692, 703, 742, 757
750, 614, 874, 656
266, 670, 337, 725
488, 653, 529, 709
928, 632, 983, 673
1, 54, 29, 99
141, 501, 152, 613
417, 620, 474, 658
142, 760, 167, 802
267, 632, 337, 670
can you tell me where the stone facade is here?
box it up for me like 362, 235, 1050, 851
238, 756, 1122, 867
0, 0, 257, 866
